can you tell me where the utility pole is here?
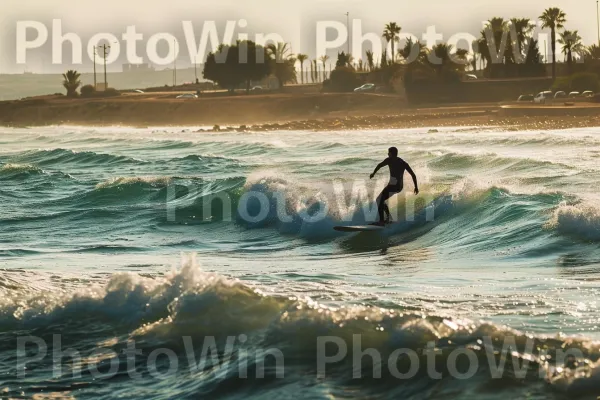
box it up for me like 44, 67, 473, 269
173, 39, 177, 87
345, 12, 350, 54
98, 44, 110, 90
93, 46, 97, 89
597, 0, 600, 44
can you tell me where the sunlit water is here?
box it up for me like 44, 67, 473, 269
1, 125, 600, 399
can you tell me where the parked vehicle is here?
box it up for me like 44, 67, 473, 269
465, 74, 478, 80
176, 93, 198, 99
554, 91, 567, 99
517, 94, 534, 102
133, 89, 145, 93
354, 83, 376, 92
582, 91, 595, 97
251, 86, 264, 92
568, 91, 581, 98
534, 91, 553, 104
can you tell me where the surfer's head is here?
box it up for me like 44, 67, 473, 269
388, 147, 398, 158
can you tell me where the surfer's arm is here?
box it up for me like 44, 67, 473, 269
370, 160, 388, 179
406, 164, 419, 194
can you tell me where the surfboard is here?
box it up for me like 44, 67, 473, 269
333, 224, 387, 232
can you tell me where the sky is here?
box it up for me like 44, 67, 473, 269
1, 0, 598, 73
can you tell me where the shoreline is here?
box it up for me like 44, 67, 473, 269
1, 93, 599, 132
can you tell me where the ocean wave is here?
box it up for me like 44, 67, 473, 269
71, 176, 179, 207
11, 148, 147, 167
169, 154, 243, 170
546, 203, 600, 242
169, 174, 566, 249
173, 154, 237, 163
329, 157, 375, 166
2, 258, 600, 398
0, 163, 43, 176
95, 176, 173, 190
145, 139, 195, 150
429, 151, 574, 173
0, 163, 43, 174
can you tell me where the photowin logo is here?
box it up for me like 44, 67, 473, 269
14, 18, 582, 67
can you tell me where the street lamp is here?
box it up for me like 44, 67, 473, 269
597, 1, 599, 44
93, 46, 97, 89
345, 12, 350, 54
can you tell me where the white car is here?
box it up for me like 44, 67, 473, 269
465, 74, 478, 80
133, 89, 145, 93
568, 91, 580, 98
582, 91, 594, 98
354, 83, 376, 92
176, 93, 198, 99
533, 91, 553, 104
554, 91, 567, 99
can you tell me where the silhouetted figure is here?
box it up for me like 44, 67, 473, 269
370, 147, 419, 225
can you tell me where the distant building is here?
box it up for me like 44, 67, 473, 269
122, 64, 156, 73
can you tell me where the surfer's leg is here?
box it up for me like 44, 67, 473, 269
383, 203, 391, 221
377, 186, 393, 223
385, 186, 402, 223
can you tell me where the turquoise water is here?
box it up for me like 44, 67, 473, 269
1, 126, 600, 399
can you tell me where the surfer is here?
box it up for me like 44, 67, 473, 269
370, 147, 419, 226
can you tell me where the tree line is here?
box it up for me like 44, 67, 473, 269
60, 5, 600, 96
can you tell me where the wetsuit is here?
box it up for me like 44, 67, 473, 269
375, 157, 410, 223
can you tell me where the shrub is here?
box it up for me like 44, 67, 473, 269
103, 88, 120, 97
370, 64, 404, 88
552, 73, 600, 93
327, 67, 362, 92
551, 77, 571, 92
570, 72, 600, 93
80, 84, 96, 97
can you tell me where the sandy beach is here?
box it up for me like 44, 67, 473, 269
1, 92, 599, 131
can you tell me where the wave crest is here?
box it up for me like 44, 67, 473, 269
2, 257, 600, 397
546, 203, 600, 241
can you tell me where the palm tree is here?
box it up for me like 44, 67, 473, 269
267, 42, 293, 62
510, 18, 534, 63
267, 42, 292, 65
471, 40, 479, 71
62, 70, 81, 97
540, 7, 567, 79
319, 55, 330, 80
429, 43, 453, 74
587, 44, 600, 61
267, 42, 295, 89
347, 54, 355, 68
476, 17, 510, 77
297, 53, 308, 84
400, 37, 426, 64
488, 17, 509, 63
365, 50, 375, 71
427, 44, 469, 78
381, 50, 388, 66
383, 22, 401, 64
558, 29, 583, 73
476, 34, 490, 71
455, 48, 469, 63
